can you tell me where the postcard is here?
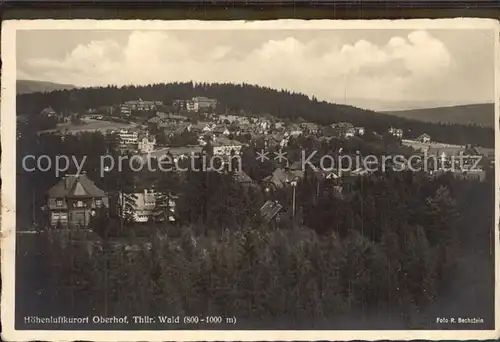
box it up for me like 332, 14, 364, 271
1, 18, 499, 341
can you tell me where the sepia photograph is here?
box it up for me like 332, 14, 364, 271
1, 19, 499, 341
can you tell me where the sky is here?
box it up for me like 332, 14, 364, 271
16, 28, 496, 110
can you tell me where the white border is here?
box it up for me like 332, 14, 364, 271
2, 19, 499, 341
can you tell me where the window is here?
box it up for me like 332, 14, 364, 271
76, 200, 83, 208
56, 199, 63, 207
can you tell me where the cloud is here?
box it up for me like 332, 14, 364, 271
20, 30, 454, 103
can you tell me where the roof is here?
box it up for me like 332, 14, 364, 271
219, 114, 246, 122
427, 146, 465, 157
159, 122, 178, 130
138, 134, 156, 142
332, 122, 354, 129
314, 170, 340, 180
47, 174, 106, 198
238, 123, 254, 130
213, 125, 228, 133
301, 122, 319, 129
213, 137, 242, 147
263, 168, 304, 187
234, 170, 253, 183
156, 112, 187, 121
260, 200, 283, 221
125, 99, 162, 105
193, 96, 216, 102
145, 146, 202, 160
191, 122, 211, 130
289, 160, 303, 170
271, 134, 286, 142
288, 124, 302, 131
41, 107, 57, 115
175, 124, 191, 134
474, 147, 495, 157
148, 117, 162, 124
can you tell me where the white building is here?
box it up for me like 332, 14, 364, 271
288, 124, 303, 137
119, 190, 176, 223
186, 96, 218, 112
344, 128, 356, 138
138, 134, 156, 153
212, 137, 243, 156
389, 127, 404, 138
417, 133, 431, 143
118, 129, 139, 147
355, 127, 365, 136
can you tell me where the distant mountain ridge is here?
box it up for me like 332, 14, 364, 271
17, 80, 76, 94
383, 103, 495, 128
337, 98, 481, 112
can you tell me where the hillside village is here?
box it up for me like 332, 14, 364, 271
18, 93, 494, 231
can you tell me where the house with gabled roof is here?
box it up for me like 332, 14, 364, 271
417, 133, 431, 143
262, 167, 305, 189
40, 107, 57, 117
46, 173, 109, 228
213, 125, 231, 136
389, 127, 404, 138
331, 122, 354, 129
354, 127, 365, 136
300, 122, 320, 134
288, 124, 303, 137
464, 146, 495, 167
191, 121, 214, 134
232, 170, 254, 186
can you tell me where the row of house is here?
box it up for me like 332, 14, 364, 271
330, 122, 365, 138
45, 174, 178, 228
46, 136, 493, 230
45, 165, 304, 229
142, 138, 243, 161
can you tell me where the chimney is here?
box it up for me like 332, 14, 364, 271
64, 176, 70, 189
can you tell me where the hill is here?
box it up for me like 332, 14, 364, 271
337, 98, 477, 112
17, 80, 76, 95
383, 104, 494, 128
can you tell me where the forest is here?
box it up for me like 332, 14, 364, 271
17, 82, 494, 147
16, 129, 495, 329
26, 167, 494, 329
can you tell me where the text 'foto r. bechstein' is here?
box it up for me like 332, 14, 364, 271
2, 19, 499, 341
